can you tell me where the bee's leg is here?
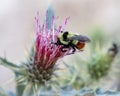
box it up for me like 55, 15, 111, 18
69, 41, 76, 53
61, 46, 69, 52
51, 38, 60, 45
51, 42, 58, 45
71, 46, 76, 53
61, 48, 67, 52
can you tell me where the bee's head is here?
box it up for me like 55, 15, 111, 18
62, 31, 69, 40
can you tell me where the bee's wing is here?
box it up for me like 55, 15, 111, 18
69, 35, 91, 42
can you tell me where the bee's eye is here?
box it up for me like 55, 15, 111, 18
77, 42, 85, 50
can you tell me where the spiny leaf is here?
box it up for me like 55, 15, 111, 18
16, 83, 26, 96
0, 57, 20, 70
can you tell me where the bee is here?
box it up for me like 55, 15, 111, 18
54, 31, 90, 52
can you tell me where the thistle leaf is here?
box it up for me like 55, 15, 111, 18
22, 82, 34, 96
16, 84, 26, 96
0, 57, 19, 71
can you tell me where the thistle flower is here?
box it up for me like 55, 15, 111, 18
88, 29, 119, 80
26, 12, 72, 85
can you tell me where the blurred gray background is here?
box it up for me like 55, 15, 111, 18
0, 0, 120, 92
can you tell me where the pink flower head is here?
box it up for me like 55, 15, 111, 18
27, 11, 72, 84
26, 10, 90, 84
34, 12, 71, 70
